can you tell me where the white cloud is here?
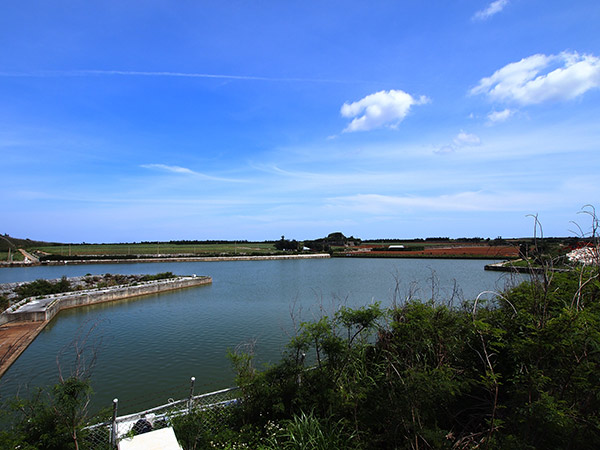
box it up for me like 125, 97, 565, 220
473, 0, 509, 21
328, 190, 556, 215
435, 145, 455, 155
140, 164, 245, 182
341, 89, 429, 132
471, 51, 600, 105
324, 171, 600, 220
141, 164, 196, 174
454, 131, 481, 146
487, 109, 514, 123
436, 131, 481, 154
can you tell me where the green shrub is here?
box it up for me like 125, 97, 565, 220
273, 411, 356, 450
0, 294, 9, 311
14, 276, 72, 300
140, 272, 176, 281
229, 268, 600, 449
1, 377, 93, 450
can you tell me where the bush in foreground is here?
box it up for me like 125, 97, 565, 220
224, 268, 600, 449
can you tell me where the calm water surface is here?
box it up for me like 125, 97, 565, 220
0, 258, 520, 414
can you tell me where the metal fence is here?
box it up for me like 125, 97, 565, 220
83, 379, 239, 449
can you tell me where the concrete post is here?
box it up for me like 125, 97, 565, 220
188, 376, 195, 413
110, 398, 118, 448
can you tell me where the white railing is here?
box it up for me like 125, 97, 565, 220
84, 381, 239, 449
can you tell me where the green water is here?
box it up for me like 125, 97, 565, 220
0, 258, 521, 415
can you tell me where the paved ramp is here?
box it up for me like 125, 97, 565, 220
18, 249, 39, 263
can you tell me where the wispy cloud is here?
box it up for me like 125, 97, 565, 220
328, 190, 558, 215
141, 164, 195, 175
435, 131, 481, 154
473, 0, 509, 21
471, 51, 600, 105
341, 89, 429, 132
454, 131, 481, 146
0, 69, 364, 84
487, 108, 514, 124
140, 164, 245, 182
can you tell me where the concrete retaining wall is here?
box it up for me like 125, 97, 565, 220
0, 276, 212, 325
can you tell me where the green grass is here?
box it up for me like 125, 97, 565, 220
0, 251, 24, 262
33, 242, 278, 256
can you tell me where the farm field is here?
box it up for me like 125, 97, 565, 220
31, 242, 277, 257
342, 244, 520, 259
0, 252, 24, 262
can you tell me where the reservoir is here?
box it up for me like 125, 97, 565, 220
0, 258, 522, 415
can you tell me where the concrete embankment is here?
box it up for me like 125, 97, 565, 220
1, 276, 212, 325
484, 261, 569, 273
0, 276, 211, 378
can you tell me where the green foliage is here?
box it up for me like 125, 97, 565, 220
228, 268, 600, 449
274, 237, 300, 251
171, 406, 238, 450
0, 294, 8, 311
140, 271, 176, 281
14, 276, 72, 300
1, 377, 93, 450
268, 410, 357, 450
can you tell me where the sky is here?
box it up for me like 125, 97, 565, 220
1, 0, 600, 243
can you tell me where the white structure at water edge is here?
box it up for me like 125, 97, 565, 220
119, 427, 182, 450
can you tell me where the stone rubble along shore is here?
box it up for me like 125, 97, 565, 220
0, 273, 160, 304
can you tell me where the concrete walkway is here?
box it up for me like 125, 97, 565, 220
18, 249, 39, 263
0, 320, 49, 378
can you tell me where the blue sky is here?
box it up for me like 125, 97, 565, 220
2, 0, 599, 242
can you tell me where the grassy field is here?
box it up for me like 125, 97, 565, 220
31, 242, 278, 256
0, 251, 24, 262
30, 241, 519, 259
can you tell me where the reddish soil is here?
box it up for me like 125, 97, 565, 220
350, 245, 520, 258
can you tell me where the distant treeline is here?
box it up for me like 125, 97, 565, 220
0, 235, 59, 251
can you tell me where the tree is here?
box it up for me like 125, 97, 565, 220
0, 322, 102, 449
1, 377, 92, 450
274, 236, 299, 251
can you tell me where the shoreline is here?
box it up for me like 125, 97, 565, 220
0, 253, 331, 267
337, 253, 518, 260
484, 260, 570, 273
